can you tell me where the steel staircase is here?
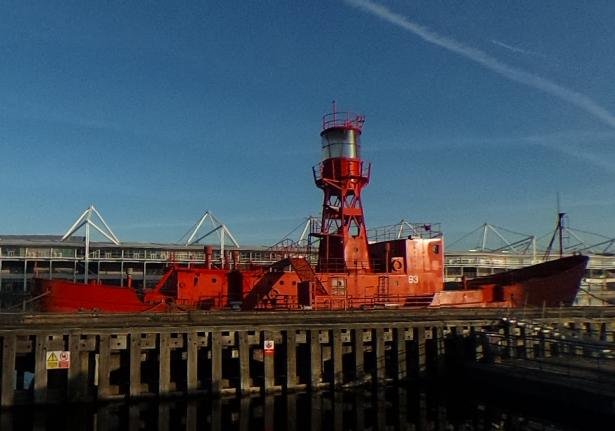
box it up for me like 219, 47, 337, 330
287, 257, 328, 295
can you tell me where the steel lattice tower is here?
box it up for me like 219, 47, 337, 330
312, 105, 371, 273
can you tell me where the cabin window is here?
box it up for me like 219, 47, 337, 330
330, 278, 346, 296
211, 278, 217, 283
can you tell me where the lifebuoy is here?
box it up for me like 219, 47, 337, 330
391, 260, 402, 271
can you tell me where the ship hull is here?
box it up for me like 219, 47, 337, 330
35, 279, 155, 313
431, 254, 588, 308
34, 255, 588, 313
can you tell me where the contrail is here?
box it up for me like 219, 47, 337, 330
523, 135, 615, 175
491, 39, 529, 55
344, 0, 615, 129
491, 39, 545, 58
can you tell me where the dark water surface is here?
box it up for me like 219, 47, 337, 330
1, 383, 610, 431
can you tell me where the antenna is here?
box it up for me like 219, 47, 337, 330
558, 194, 564, 258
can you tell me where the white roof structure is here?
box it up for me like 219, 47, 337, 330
271, 216, 320, 249
61, 205, 120, 283
448, 223, 536, 255
180, 210, 239, 247
62, 205, 120, 245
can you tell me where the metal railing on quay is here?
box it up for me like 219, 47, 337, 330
482, 332, 615, 378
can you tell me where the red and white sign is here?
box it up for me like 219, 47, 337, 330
263, 339, 275, 355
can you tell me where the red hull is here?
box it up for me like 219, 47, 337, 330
431, 255, 588, 308
34, 255, 588, 313
35, 279, 155, 313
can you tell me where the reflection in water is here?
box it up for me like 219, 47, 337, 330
0, 385, 594, 431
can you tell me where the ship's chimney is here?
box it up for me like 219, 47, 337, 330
232, 250, 240, 269
126, 268, 133, 289
204, 246, 213, 269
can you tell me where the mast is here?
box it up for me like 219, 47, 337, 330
544, 211, 566, 260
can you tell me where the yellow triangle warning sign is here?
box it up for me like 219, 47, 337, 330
47, 351, 60, 369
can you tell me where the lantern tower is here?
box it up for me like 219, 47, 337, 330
312, 104, 371, 273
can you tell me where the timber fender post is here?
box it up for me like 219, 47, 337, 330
0, 307, 613, 407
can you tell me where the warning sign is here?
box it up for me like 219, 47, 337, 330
46, 351, 70, 369
263, 339, 275, 355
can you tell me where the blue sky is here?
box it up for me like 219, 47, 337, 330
2, 0, 615, 249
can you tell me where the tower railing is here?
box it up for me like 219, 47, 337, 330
312, 161, 371, 183
322, 111, 365, 130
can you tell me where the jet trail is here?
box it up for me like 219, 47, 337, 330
345, 0, 615, 129
491, 39, 544, 58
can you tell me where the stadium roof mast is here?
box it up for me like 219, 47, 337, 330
180, 211, 240, 266
393, 219, 439, 239
299, 216, 320, 247
61, 205, 120, 284
448, 223, 536, 259
269, 216, 321, 252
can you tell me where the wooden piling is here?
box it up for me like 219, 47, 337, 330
210, 331, 222, 395
263, 330, 276, 393
373, 327, 386, 384
1, 335, 16, 407
285, 330, 298, 389
129, 332, 142, 398
416, 327, 426, 373
97, 334, 111, 400
393, 326, 407, 381
331, 329, 343, 388
33, 335, 47, 404
309, 330, 321, 389
158, 333, 171, 395
239, 331, 251, 394
0, 309, 613, 406
186, 332, 199, 393
353, 328, 365, 383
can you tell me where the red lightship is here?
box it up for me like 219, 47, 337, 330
35, 108, 588, 312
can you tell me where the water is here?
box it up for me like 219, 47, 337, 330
3, 381, 609, 431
